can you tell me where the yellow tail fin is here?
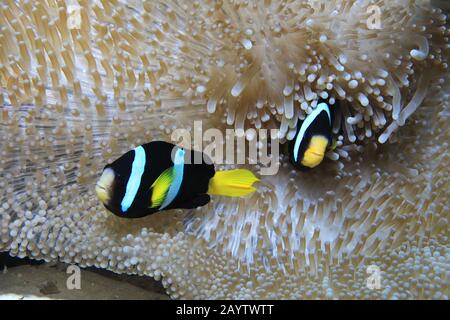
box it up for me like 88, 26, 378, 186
208, 169, 259, 197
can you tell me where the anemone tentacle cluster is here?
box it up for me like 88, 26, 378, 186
0, 0, 449, 299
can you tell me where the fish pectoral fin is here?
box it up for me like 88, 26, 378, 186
150, 167, 174, 208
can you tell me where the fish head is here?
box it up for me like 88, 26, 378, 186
95, 149, 136, 215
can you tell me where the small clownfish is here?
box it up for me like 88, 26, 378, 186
288, 102, 333, 170
95, 141, 259, 218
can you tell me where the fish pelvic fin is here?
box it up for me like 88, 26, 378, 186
150, 167, 174, 208
330, 137, 338, 151
208, 169, 259, 197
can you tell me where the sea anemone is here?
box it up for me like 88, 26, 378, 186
0, 0, 448, 299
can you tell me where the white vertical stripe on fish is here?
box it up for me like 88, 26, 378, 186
121, 146, 146, 212
159, 148, 185, 210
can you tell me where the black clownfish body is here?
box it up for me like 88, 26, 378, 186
288, 102, 333, 170
96, 141, 259, 218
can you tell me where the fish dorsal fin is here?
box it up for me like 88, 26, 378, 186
150, 167, 174, 208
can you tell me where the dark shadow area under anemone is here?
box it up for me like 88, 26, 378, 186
0, 251, 168, 299
0, 251, 45, 269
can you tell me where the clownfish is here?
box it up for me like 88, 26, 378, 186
95, 141, 259, 218
288, 102, 333, 170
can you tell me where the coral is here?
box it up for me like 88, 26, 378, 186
0, 0, 449, 299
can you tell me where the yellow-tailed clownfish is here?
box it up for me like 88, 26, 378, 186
95, 141, 259, 218
288, 102, 332, 170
